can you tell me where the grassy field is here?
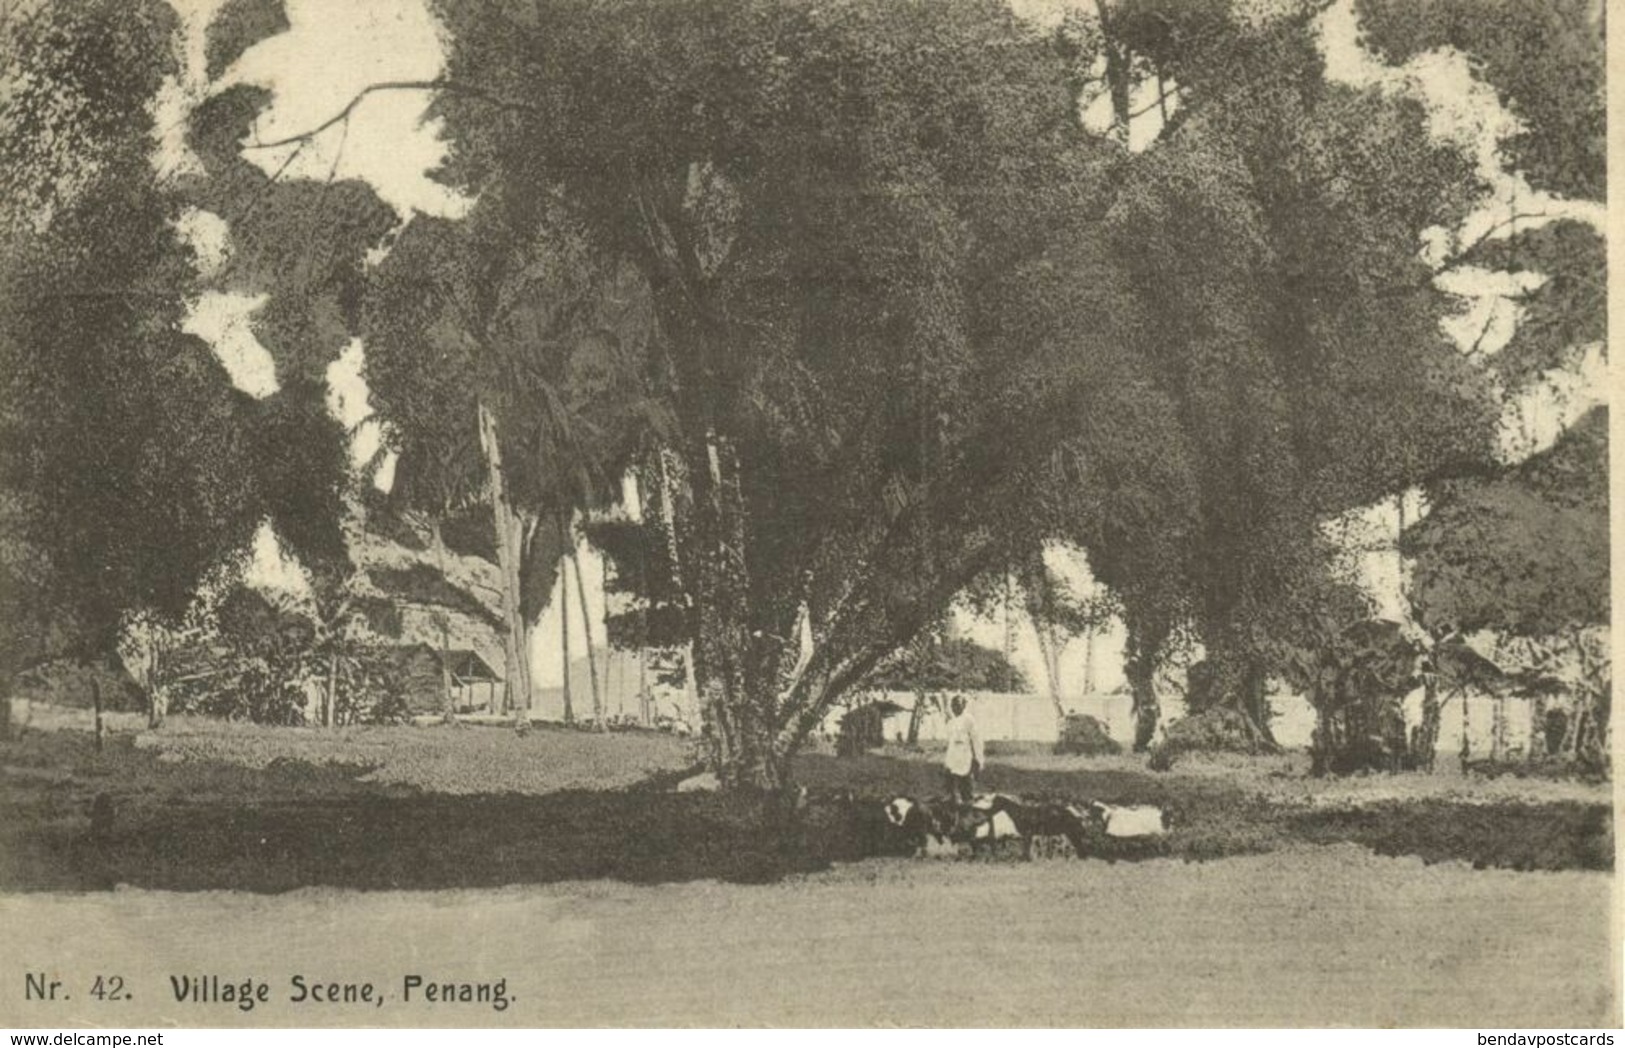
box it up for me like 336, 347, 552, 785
0, 711, 1614, 1026
0, 710, 1611, 892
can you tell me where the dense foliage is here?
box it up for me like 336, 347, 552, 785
0, 0, 1605, 786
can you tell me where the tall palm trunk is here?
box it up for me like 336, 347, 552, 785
429, 519, 456, 720
1034, 620, 1065, 727
692, 431, 771, 785
478, 400, 533, 726
559, 528, 574, 725
325, 653, 338, 727
1460, 684, 1471, 770
638, 645, 651, 726
568, 540, 606, 728
654, 448, 700, 730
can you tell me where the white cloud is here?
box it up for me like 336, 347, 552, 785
172, 206, 231, 279
324, 338, 373, 429
220, 0, 472, 220
183, 290, 279, 399
373, 450, 399, 494
1318, 0, 1604, 253
1438, 294, 1522, 359
326, 338, 394, 478
1317, 0, 1606, 460
1498, 343, 1608, 462
242, 519, 313, 597
1007, 0, 1076, 30
152, 0, 232, 181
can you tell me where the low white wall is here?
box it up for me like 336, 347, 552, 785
824, 687, 1547, 757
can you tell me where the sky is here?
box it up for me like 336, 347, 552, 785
156, 0, 1608, 706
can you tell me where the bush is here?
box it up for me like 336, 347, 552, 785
174, 654, 308, 726
1150, 708, 1274, 770
1291, 800, 1613, 872
333, 645, 414, 726
1054, 713, 1122, 756
10, 660, 143, 712
837, 704, 887, 757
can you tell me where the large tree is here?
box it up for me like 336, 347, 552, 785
0, 0, 263, 725
0, 0, 361, 731
363, 197, 663, 724
241, 0, 1521, 785
413, 0, 1505, 784
422, 0, 1163, 788
1037, 1, 1501, 743
1402, 407, 1609, 769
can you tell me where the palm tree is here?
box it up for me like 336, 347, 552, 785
366, 203, 670, 730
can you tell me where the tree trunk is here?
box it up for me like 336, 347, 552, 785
92, 676, 103, 753
1310, 699, 1333, 776
1459, 683, 1471, 771
691, 432, 753, 776
429, 520, 456, 721
1413, 679, 1442, 771
906, 687, 926, 746
325, 652, 337, 729
652, 448, 699, 729
1035, 620, 1066, 728
1124, 650, 1159, 753
1094, 0, 1132, 143
604, 556, 620, 719
1002, 568, 1018, 693
679, 642, 699, 728
685, 429, 800, 789
568, 542, 606, 728
721, 701, 789, 793
1196, 646, 1277, 745
1558, 696, 1582, 759
146, 645, 165, 730
638, 645, 651, 726
1240, 662, 1276, 746
478, 400, 533, 725
560, 526, 574, 725
1084, 622, 1099, 684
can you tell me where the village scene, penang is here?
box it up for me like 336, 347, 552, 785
0, 0, 1612, 1030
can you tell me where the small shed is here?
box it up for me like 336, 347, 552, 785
438, 648, 504, 713
388, 645, 505, 714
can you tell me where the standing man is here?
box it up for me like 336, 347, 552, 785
943, 693, 983, 806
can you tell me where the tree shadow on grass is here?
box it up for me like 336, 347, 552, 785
23, 790, 842, 892
0, 740, 1611, 893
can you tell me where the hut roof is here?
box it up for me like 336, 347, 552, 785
437, 649, 501, 683
394, 644, 502, 683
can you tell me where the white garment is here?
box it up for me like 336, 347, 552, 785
943, 710, 984, 776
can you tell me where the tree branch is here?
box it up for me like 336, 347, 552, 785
1377, 211, 1559, 301
1444, 211, 1554, 269
241, 80, 538, 152
1127, 81, 1184, 121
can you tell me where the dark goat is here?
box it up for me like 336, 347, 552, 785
956, 794, 1091, 860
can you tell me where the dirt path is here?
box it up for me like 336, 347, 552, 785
1, 844, 1612, 1027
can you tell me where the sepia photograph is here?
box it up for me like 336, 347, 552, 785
0, 0, 1614, 1030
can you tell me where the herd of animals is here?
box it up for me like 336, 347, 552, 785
871, 792, 1172, 861
679, 773, 1175, 862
